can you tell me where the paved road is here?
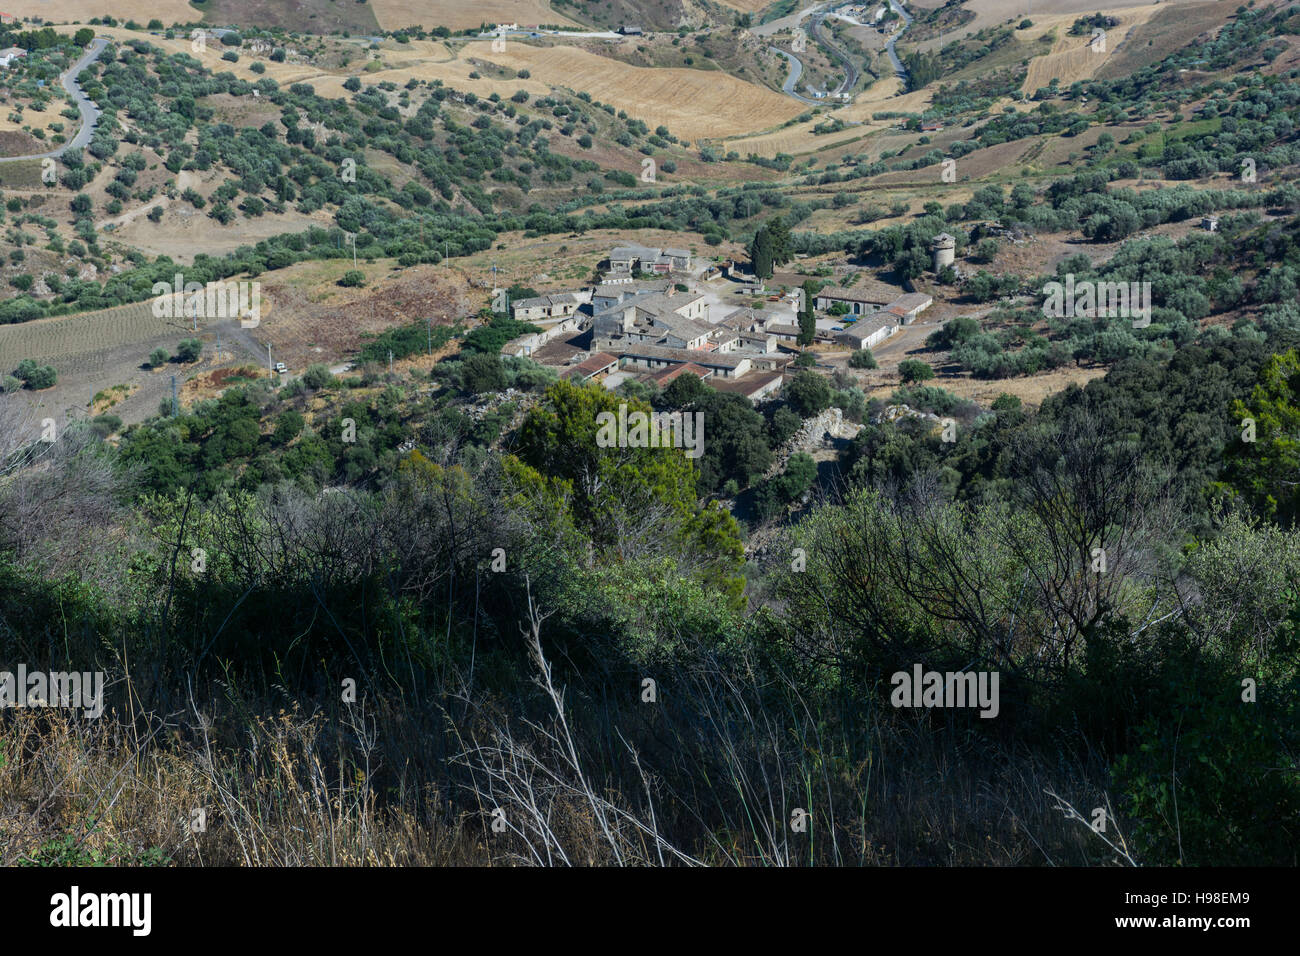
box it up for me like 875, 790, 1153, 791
0, 37, 109, 164
885, 0, 913, 87
768, 46, 824, 105
479, 28, 621, 39
808, 11, 859, 95
759, 2, 861, 102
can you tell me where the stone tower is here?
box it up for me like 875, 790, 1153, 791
931, 233, 956, 273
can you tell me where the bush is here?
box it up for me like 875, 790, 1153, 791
91, 414, 123, 437
755, 451, 819, 518
20, 364, 57, 389
848, 349, 877, 370
176, 338, 202, 363
899, 359, 935, 384
148, 348, 170, 368
784, 370, 832, 417
302, 364, 335, 389
460, 353, 507, 393
338, 270, 366, 288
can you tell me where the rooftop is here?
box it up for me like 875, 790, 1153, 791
621, 344, 750, 369
652, 363, 713, 385
816, 285, 893, 303
561, 351, 619, 379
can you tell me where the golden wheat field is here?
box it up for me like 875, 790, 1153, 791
1, 0, 196, 24
961, 0, 1204, 34
470, 41, 806, 141
1019, 8, 1161, 93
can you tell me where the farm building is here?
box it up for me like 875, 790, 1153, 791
608, 245, 660, 273
710, 370, 787, 402
0, 47, 26, 67
881, 293, 933, 324
763, 322, 803, 344
655, 314, 713, 350
591, 278, 672, 311
502, 333, 544, 358
719, 307, 774, 332
651, 362, 713, 386
814, 286, 891, 315
834, 314, 898, 350
619, 345, 752, 379
511, 292, 583, 322
607, 245, 691, 275
561, 352, 620, 383
500, 315, 580, 357
1202, 215, 1220, 232
592, 287, 710, 349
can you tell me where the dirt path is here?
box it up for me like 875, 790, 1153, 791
96, 170, 199, 231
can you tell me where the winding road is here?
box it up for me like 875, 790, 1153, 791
0, 37, 109, 164
767, 46, 824, 105
885, 0, 914, 88
761, 1, 874, 103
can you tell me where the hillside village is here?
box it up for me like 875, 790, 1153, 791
1, 0, 1300, 887
500, 241, 934, 403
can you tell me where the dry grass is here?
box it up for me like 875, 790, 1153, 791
711, 0, 776, 11
471, 41, 805, 141
1020, 9, 1161, 95
0, 630, 1111, 867
0, 705, 483, 866
3, 0, 195, 24
369, 0, 579, 31
961, 0, 1204, 35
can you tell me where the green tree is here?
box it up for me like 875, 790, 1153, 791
516, 381, 744, 600
749, 226, 774, 280
661, 371, 709, 408
899, 359, 935, 384
1222, 349, 1300, 526
302, 364, 335, 389
460, 353, 507, 393
849, 349, 877, 369
785, 369, 832, 417
797, 279, 816, 347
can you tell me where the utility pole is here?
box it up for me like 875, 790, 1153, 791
268, 343, 273, 380
427, 316, 432, 355
388, 349, 393, 375
170, 376, 178, 417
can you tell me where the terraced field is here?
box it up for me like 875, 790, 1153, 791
0, 301, 195, 379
